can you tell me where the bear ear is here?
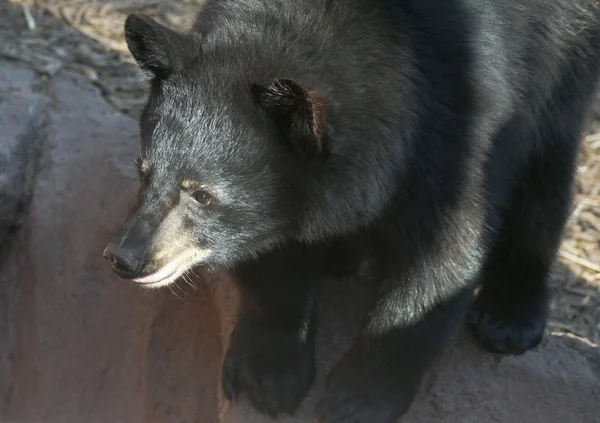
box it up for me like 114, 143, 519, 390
124, 13, 185, 79
253, 78, 328, 156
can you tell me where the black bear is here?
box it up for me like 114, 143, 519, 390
103, 0, 600, 421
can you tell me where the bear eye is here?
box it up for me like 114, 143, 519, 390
191, 190, 213, 206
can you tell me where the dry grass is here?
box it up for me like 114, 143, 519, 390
12, 0, 204, 53
6, 0, 600, 344
551, 127, 600, 344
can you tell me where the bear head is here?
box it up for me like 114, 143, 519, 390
102, 13, 330, 288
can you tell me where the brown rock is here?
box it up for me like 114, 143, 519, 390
1, 62, 599, 423
0, 67, 220, 423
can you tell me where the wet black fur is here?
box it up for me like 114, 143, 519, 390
120, 0, 600, 421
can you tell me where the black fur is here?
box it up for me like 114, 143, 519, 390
116, 1, 600, 421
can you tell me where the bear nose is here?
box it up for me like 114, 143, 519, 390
103, 243, 143, 279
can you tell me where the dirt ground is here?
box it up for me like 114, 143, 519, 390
3, 0, 600, 345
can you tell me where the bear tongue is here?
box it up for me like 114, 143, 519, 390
133, 264, 178, 284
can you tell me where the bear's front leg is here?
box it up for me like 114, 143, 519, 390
222, 244, 319, 417
316, 241, 481, 423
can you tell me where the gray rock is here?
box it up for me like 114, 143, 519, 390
0, 62, 48, 246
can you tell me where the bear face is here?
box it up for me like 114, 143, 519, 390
103, 14, 329, 287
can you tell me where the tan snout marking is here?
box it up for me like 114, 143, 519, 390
151, 207, 194, 258
136, 201, 211, 288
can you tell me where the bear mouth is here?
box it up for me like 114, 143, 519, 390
133, 264, 182, 287
132, 249, 212, 288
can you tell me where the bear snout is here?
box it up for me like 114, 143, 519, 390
103, 242, 144, 279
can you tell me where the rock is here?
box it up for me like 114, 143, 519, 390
0, 62, 48, 247
0, 65, 220, 423
0, 60, 599, 423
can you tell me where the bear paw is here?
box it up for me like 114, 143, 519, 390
316, 385, 399, 423
221, 325, 316, 417
467, 305, 546, 355
315, 347, 417, 423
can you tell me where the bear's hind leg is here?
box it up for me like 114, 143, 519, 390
468, 70, 597, 354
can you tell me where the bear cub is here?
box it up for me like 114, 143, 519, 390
103, 0, 600, 422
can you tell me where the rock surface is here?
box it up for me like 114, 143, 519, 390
0, 59, 599, 423
0, 62, 48, 246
